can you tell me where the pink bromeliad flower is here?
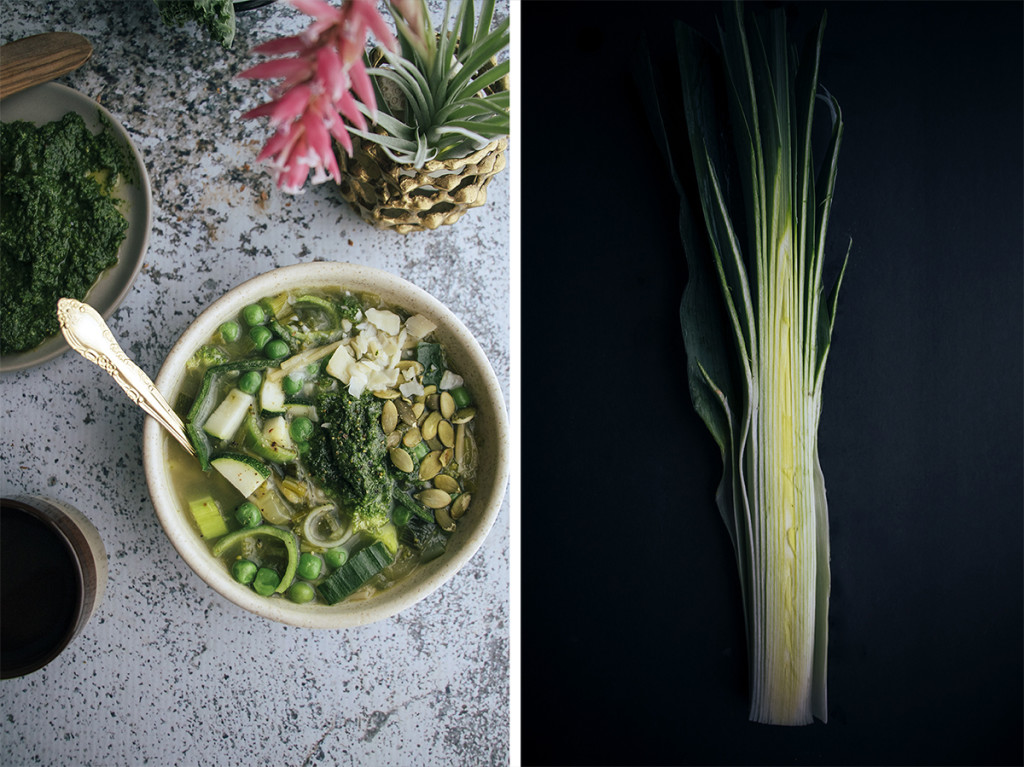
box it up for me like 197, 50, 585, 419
239, 0, 396, 194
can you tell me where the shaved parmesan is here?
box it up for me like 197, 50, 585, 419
365, 308, 401, 336
405, 314, 437, 339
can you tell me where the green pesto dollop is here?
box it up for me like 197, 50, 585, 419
307, 388, 395, 534
0, 112, 131, 354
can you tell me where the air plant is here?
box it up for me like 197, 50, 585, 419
353, 0, 510, 167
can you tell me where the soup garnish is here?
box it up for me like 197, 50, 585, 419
173, 288, 477, 605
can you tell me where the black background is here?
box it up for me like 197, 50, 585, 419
520, 2, 1023, 765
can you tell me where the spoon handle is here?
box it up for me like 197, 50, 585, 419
57, 298, 195, 457
0, 32, 93, 100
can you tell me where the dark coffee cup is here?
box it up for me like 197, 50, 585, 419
1, 495, 107, 679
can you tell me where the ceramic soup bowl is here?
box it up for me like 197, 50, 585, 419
142, 262, 509, 628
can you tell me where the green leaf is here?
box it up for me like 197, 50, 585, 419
458, 0, 476, 51
462, 57, 509, 97
374, 53, 435, 124
349, 125, 415, 153
437, 93, 508, 123
795, 13, 827, 355
814, 237, 850, 394
435, 0, 460, 85
456, 9, 504, 66
412, 131, 430, 167
447, 17, 509, 97
366, 111, 416, 142
811, 89, 845, 372
676, 23, 757, 381
476, 0, 496, 48
366, 65, 423, 125
432, 126, 487, 151
444, 116, 508, 136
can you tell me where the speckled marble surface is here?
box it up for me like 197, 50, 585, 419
0, 1, 510, 764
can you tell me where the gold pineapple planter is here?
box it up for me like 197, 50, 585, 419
336, 134, 507, 234
334, 42, 509, 235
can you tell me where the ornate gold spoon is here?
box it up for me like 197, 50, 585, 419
57, 298, 195, 457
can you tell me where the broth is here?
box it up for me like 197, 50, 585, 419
169, 287, 478, 606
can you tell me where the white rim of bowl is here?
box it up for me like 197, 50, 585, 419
142, 262, 509, 628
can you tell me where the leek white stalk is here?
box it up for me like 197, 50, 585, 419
648, 3, 848, 725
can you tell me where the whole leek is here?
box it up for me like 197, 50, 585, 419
650, 4, 848, 725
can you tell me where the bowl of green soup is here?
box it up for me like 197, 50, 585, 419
142, 262, 509, 628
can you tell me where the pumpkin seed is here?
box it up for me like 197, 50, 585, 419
402, 427, 422, 448
440, 447, 453, 467
451, 493, 471, 519
381, 400, 398, 433
416, 488, 451, 509
411, 402, 425, 421
418, 451, 443, 480
396, 399, 417, 426
433, 474, 460, 494
434, 505, 456, 532
426, 435, 444, 452
440, 391, 456, 419
373, 388, 401, 400
438, 420, 455, 448
423, 384, 437, 396
386, 430, 402, 449
389, 447, 414, 473
425, 393, 441, 412
451, 407, 476, 425
421, 410, 442, 441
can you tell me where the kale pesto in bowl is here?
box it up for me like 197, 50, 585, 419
0, 82, 151, 372
143, 263, 508, 628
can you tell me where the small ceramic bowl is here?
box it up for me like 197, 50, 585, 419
142, 262, 509, 628
0, 83, 152, 373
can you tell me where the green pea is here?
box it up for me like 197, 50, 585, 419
324, 547, 348, 570
265, 339, 289, 360
231, 558, 258, 585
249, 325, 272, 349
234, 500, 261, 528
305, 363, 320, 378
282, 374, 303, 396
450, 385, 473, 408
252, 567, 280, 596
287, 582, 315, 604
297, 552, 322, 580
290, 416, 314, 443
392, 503, 411, 527
242, 303, 266, 326
219, 320, 240, 344
407, 440, 429, 463
238, 370, 262, 395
